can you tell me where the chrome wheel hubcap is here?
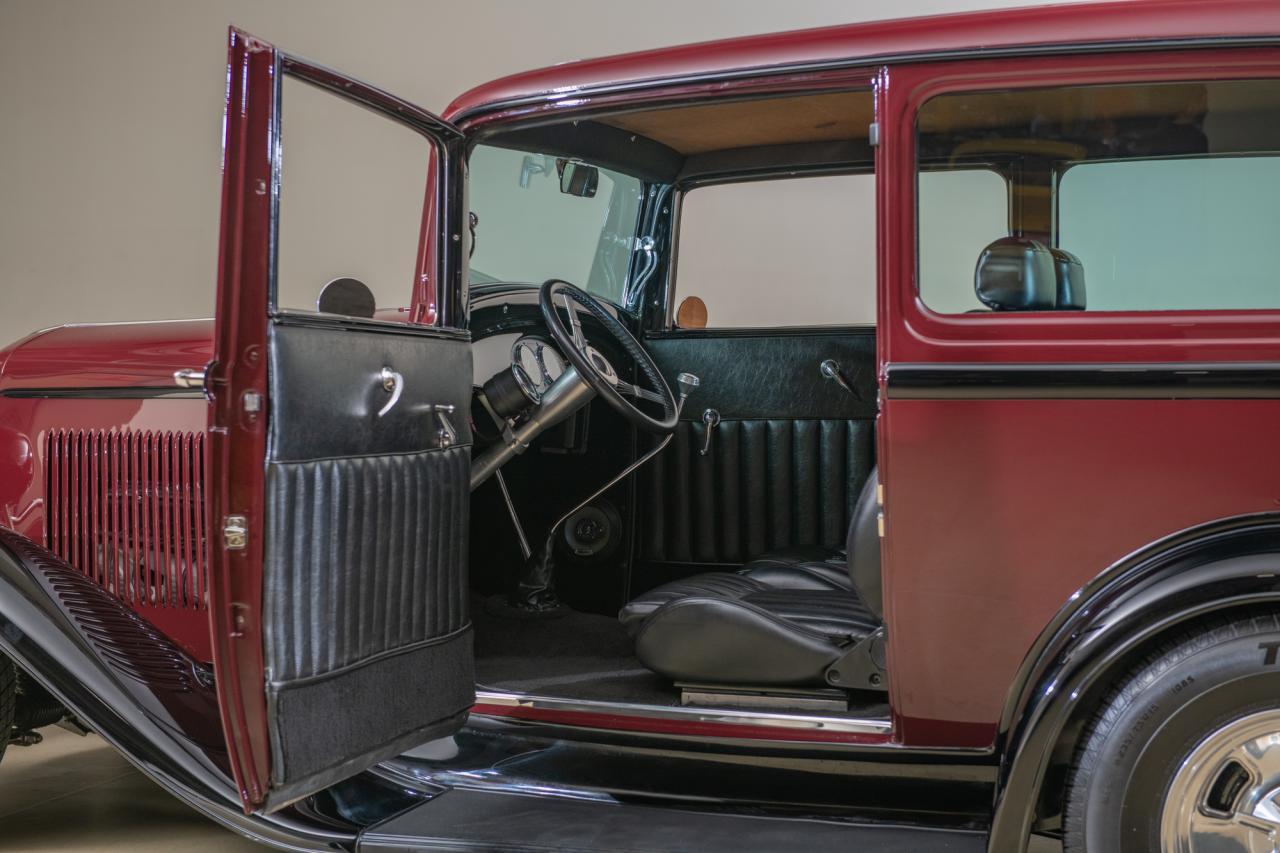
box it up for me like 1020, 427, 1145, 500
1162, 710, 1280, 852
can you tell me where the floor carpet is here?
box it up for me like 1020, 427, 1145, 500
472, 597, 679, 706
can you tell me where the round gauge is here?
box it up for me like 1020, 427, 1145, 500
510, 336, 567, 402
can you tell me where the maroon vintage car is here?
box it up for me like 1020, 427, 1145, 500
2, 1, 1280, 850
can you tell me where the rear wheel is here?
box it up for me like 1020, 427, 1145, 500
0, 653, 15, 766
1064, 612, 1280, 852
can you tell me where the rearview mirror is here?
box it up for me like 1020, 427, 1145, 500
556, 159, 599, 198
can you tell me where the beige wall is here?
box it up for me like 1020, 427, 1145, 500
0, 0, 1075, 348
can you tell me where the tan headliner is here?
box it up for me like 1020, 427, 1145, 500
601, 91, 874, 156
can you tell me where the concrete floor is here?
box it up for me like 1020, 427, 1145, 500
0, 727, 263, 851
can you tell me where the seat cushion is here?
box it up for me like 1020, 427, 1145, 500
619, 573, 765, 636
740, 548, 852, 591
620, 572, 879, 686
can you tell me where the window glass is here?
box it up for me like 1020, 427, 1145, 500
916, 78, 1280, 314
1059, 156, 1280, 310
467, 145, 643, 305
672, 175, 876, 328
276, 75, 430, 319
918, 169, 1007, 313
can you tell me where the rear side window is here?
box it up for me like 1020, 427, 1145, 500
917, 78, 1280, 314
671, 174, 876, 328
1059, 156, 1280, 311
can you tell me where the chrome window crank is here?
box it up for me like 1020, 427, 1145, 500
700, 408, 720, 456
377, 367, 404, 417
820, 359, 861, 400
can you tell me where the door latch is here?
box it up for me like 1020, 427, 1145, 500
431, 404, 457, 448
223, 515, 248, 550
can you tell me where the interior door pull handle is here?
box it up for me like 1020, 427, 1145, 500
820, 359, 861, 400
378, 367, 404, 417
700, 408, 720, 456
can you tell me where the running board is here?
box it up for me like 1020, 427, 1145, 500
358, 787, 987, 852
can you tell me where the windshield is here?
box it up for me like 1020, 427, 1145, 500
467, 144, 644, 305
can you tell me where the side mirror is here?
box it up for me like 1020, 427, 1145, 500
317, 277, 376, 318
556, 159, 599, 198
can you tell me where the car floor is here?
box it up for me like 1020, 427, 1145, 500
471, 597, 893, 720
472, 597, 677, 705
0, 726, 264, 851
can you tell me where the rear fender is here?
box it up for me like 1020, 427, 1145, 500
988, 514, 1280, 852
0, 527, 362, 851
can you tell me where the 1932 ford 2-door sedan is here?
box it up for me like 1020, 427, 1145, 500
4, 1, 1280, 850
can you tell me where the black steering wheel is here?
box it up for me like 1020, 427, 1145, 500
539, 279, 678, 434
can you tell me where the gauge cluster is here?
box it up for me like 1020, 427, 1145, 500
511, 336, 567, 403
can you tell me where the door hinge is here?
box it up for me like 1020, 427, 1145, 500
868, 121, 880, 147
223, 515, 248, 550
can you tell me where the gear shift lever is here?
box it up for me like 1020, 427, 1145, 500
509, 374, 699, 614
676, 372, 700, 400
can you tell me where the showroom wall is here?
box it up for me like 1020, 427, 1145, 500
0, 0, 1076, 348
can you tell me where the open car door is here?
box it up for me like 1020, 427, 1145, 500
207, 29, 473, 811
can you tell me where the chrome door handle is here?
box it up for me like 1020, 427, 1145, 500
819, 359, 861, 400
700, 408, 720, 456
378, 367, 404, 417
173, 368, 206, 389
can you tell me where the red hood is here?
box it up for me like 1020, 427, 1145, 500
0, 320, 215, 392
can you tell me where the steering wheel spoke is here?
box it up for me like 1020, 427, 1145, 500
560, 292, 588, 352
616, 380, 666, 405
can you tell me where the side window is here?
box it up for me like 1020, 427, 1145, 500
917, 78, 1280, 314
918, 169, 1008, 313
275, 75, 432, 319
671, 174, 876, 328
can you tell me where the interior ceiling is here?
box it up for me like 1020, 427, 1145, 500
600, 91, 874, 156
917, 80, 1280, 134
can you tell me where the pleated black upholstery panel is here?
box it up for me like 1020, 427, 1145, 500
264, 447, 470, 682
642, 418, 873, 565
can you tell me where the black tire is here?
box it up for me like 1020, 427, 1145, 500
1063, 611, 1280, 852
0, 652, 14, 766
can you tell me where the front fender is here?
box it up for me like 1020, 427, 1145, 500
988, 513, 1280, 852
0, 527, 358, 851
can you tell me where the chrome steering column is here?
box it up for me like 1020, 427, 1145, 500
470, 364, 596, 492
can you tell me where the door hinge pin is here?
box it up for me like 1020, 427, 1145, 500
223, 515, 248, 550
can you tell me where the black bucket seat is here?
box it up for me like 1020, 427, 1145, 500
619, 470, 882, 686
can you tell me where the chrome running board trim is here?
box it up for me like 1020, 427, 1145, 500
473, 687, 893, 737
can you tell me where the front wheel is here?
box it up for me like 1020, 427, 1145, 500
1064, 612, 1280, 852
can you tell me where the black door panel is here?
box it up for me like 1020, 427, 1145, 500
262, 321, 474, 802
640, 330, 876, 584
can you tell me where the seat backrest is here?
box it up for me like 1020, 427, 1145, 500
974, 236, 1058, 311
1050, 247, 1087, 310
846, 468, 883, 619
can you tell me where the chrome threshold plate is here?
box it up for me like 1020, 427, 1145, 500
473, 687, 892, 738
678, 682, 851, 713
